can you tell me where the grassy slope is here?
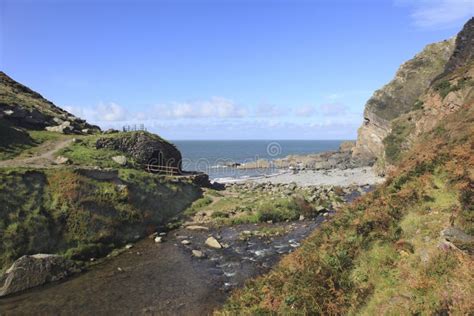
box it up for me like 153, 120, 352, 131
0, 119, 63, 160
56, 134, 137, 168
0, 167, 202, 272
184, 187, 342, 226
220, 104, 473, 315
56, 131, 174, 168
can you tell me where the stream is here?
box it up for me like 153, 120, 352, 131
0, 190, 367, 315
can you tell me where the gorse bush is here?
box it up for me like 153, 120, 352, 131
256, 196, 315, 223
219, 104, 474, 315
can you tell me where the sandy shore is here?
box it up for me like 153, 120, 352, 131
250, 167, 384, 187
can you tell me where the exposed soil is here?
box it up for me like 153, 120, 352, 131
0, 137, 73, 168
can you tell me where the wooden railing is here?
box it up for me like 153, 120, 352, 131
145, 164, 181, 175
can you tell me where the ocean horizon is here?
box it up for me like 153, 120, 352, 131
172, 139, 349, 180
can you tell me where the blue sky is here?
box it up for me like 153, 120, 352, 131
1, 0, 473, 140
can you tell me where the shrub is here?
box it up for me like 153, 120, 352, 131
383, 118, 414, 164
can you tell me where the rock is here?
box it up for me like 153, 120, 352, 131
205, 236, 222, 249
440, 227, 474, 252
112, 155, 127, 166
96, 132, 182, 172
45, 121, 73, 134
441, 227, 474, 244
192, 250, 205, 258
352, 36, 456, 164
55, 155, 70, 165
339, 141, 355, 153
185, 225, 209, 231
181, 240, 191, 245
52, 117, 64, 124
0, 254, 79, 297
125, 244, 133, 249
315, 205, 326, 212
154, 236, 163, 243
103, 129, 119, 134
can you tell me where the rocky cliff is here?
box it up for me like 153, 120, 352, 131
221, 18, 474, 315
0, 72, 99, 133
352, 37, 456, 166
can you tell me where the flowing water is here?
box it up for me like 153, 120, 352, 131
0, 189, 367, 315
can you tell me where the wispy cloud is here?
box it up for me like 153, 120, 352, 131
255, 104, 285, 117
96, 102, 128, 121
397, 0, 474, 29
319, 103, 348, 116
294, 105, 317, 117
66, 102, 128, 122
63, 97, 362, 139
152, 97, 248, 119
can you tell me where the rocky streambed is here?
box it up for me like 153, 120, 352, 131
0, 184, 371, 315
0, 221, 324, 315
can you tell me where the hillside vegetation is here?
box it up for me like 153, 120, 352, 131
220, 99, 473, 316
0, 167, 201, 272
220, 19, 474, 315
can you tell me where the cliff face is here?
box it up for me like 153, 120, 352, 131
352, 38, 455, 164
221, 19, 474, 315
0, 72, 99, 133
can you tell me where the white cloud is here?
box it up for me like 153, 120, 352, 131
294, 105, 317, 116
64, 102, 128, 123
319, 103, 348, 116
255, 104, 285, 117
397, 0, 474, 29
326, 93, 342, 101
152, 97, 248, 119
96, 102, 128, 121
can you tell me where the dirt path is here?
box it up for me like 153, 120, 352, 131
0, 137, 73, 168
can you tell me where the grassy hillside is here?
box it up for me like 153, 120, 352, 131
0, 119, 63, 160
0, 167, 202, 271
220, 103, 473, 314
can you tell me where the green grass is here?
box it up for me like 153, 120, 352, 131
434, 77, 473, 99
183, 186, 339, 226
184, 196, 213, 215
0, 119, 62, 160
219, 105, 474, 315
383, 117, 415, 164
0, 167, 202, 271
57, 135, 137, 168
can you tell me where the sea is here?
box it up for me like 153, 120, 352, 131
172, 140, 346, 182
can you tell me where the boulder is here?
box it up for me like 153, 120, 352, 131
96, 132, 182, 172
192, 250, 205, 258
185, 225, 209, 231
440, 227, 474, 252
205, 236, 222, 249
0, 254, 79, 297
112, 155, 127, 166
441, 227, 474, 244
45, 121, 73, 134
55, 155, 70, 165
339, 141, 355, 153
